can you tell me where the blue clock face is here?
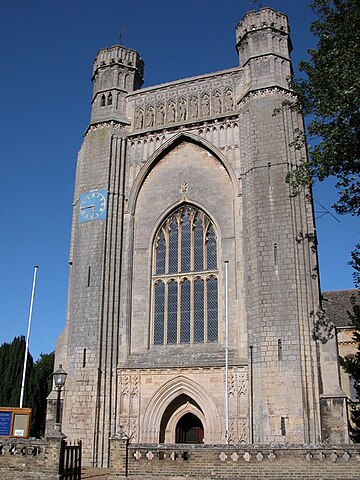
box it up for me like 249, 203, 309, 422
78, 190, 108, 223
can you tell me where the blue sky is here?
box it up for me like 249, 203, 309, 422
0, 0, 358, 360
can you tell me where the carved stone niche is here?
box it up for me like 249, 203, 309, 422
189, 95, 199, 118
167, 99, 176, 123
118, 416, 139, 441
146, 105, 155, 128
156, 103, 165, 125
224, 88, 234, 111
121, 374, 140, 396
201, 92, 210, 117
178, 97, 187, 121
212, 90, 222, 115
228, 370, 248, 397
135, 107, 144, 129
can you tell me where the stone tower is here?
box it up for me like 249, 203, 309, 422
52, 7, 348, 468
90, 46, 144, 125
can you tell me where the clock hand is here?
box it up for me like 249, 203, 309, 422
80, 204, 95, 212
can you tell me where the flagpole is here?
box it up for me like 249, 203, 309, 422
19, 265, 38, 408
225, 260, 229, 444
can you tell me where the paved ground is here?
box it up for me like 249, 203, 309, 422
81, 468, 209, 479
81, 467, 208, 480
81, 467, 114, 479
81, 470, 206, 479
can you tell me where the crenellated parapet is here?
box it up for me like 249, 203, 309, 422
236, 7, 289, 45
90, 45, 144, 126
236, 7, 292, 92
92, 45, 144, 82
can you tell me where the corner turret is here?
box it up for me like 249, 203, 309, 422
236, 7, 292, 92
90, 45, 144, 125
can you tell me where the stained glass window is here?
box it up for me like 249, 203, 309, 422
181, 210, 191, 272
154, 282, 165, 345
168, 218, 178, 274
206, 225, 217, 270
194, 278, 204, 342
180, 279, 191, 343
193, 214, 204, 271
167, 280, 178, 344
156, 231, 166, 275
152, 205, 218, 346
207, 276, 218, 342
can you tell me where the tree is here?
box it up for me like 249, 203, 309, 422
288, 0, 360, 216
28, 352, 54, 437
339, 246, 360, 441
340, 291, 360, 441
0, 337, 54, 438
349, 244, 360, 289
0, 336, 33, 407
288, 0, 360, 440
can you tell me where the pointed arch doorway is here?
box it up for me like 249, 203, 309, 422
159, 393, 205, 444
175, 412, 204, 444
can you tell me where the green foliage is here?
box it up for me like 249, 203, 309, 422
340, 247, 360, 441
28, 352, 54, 438
340, 289, 360, 441
349, 244, 360, 289
288, 0, 360, 216
0, 337, 54, 438
291, 4, 360, 435
0, 336, 33, 407
293, 1, 360, 440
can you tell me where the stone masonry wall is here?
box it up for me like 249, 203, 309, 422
110, 439, 360, 479
0, 437, 62, 480
239, 89, 321, 444
55, 5, 348, 468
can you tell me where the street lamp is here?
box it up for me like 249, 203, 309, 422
53, 364, 67, 431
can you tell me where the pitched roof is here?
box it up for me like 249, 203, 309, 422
322, 289, 359, 327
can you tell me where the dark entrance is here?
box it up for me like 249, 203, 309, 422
175, 413, 204, 444
159, 394, 203, 443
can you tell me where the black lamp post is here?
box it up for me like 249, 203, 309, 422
53, 364, 67, 430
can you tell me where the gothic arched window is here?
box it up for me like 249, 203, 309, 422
152, 205, 218, 346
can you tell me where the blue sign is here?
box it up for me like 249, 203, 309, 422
0, 411, 12, 436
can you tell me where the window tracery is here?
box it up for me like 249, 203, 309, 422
152, 205, 219, 345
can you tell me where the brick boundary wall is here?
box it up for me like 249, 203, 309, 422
0, 436, 62, 480
110, 438, 360, 479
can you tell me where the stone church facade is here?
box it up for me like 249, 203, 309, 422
52, 7, 348, 468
